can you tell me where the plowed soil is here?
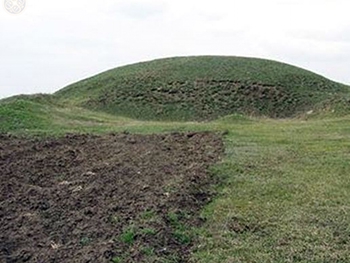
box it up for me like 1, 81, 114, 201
0, 132, 224, 263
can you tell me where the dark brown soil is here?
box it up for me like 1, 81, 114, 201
0, 132, 224, 263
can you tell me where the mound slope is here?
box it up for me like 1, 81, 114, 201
0, 132, 223, 262
55, 56, 349, 120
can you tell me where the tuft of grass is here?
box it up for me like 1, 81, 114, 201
166, 211, 193, 245
111, 256, 122, 263
141, 228, 156, 236
173, 229, 192, 245
140, 210, 156, 220
120, 226, 136, 245
141, 246, 155, 256
80, 237, 91, 246
167, 212, 180, 226
109, 214, 120, 224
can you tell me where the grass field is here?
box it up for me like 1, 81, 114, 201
1, 98, 350, 262
194, 117, 350, 262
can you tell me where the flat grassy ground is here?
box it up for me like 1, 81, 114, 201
194, 117, 350, 263
1, 100, 350, 262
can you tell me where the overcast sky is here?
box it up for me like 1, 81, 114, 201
1, 0, 350, 99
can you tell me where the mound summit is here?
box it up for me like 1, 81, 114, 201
10, 56, 350, 122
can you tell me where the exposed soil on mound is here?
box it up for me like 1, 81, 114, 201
0, 132, 224, 263
88, 79, 301, 120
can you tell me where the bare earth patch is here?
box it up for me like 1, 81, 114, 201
0, 132, 223, 262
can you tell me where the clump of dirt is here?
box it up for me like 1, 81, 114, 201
0, 132, 224, 263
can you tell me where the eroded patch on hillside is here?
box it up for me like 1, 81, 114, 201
88, 80, 301, 120
0, 132, 224, 263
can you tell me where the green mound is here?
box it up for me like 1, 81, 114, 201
0, 94, 129, 134
55, 56, 349, 121
0, 95, 54, 133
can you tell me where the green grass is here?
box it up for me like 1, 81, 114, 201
0, 97, 52, 133
140, 228, 156, 236
111, 256, 123, 263
166, 211, 194, 245
193, 117, 350, 262
120, 226, 137, 245
54, 56, 350, 120
0, 95, 152, 136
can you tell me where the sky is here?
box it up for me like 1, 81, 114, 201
1, 0, 350, 99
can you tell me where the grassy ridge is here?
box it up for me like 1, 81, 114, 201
0, 95, 137, 135
55, 56, 349, 120
0, 95, 53, 133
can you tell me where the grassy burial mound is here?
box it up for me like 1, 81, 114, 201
55, 56, 349, 121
